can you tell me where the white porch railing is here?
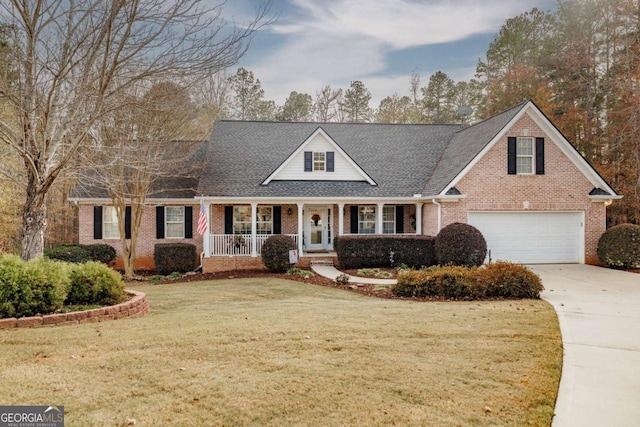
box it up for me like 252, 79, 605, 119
208, 234, 298, 256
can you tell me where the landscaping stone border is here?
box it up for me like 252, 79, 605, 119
0, 290, 149, 329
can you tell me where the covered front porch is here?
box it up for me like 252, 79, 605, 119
200, 199, 427, 272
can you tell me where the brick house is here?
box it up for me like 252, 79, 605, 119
70, 100, 620, 272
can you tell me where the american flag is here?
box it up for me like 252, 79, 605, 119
197, 199, 208, 235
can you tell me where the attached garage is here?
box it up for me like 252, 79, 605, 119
467, 212, 584, 264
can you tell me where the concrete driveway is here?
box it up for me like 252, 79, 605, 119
530, 264, 640, 427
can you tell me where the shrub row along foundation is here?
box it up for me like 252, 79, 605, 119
0, 290, 149, 329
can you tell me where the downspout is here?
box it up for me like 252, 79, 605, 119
432, 199, 442, 232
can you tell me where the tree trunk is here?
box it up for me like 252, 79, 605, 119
122, 244, 136, 279
21, 187, 47, 261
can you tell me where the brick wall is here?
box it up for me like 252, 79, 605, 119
0, 290, 149, 329
79, 204, 203, 270
440, 114, 606, 263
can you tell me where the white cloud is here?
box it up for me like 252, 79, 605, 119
238, 0, 552, 107
273, 0, 532, 47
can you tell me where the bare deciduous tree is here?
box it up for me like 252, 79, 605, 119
314, 85, 342, 122
0, 0, 270, 260
74, 82, 206, 278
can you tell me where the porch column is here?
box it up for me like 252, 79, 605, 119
377, 203, 384, 234
203, 202, 211, 257
297, 203, 304, 256
251, 202, 258, 257
415, 203, 423, 235
338, 203, 344, 236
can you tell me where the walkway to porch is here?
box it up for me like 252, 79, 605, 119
310, 264, 397, 285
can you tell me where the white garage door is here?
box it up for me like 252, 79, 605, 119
467, 212, 583, 264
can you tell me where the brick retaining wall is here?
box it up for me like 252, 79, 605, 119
0, 290, 149, 329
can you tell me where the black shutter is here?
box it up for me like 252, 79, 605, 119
326, 151, 335, 172
125, 206, 132, 239
395, 206, 404, 234
156, 207, 165, 239
273, 206, 282, 234
507, 137, 517, 175
184, 206, 193, 239
93, 206, 103, 240
224, 206, 233, 234
350, 206, 359, 234
304, 151, 312, 171
536, 137, 545, 175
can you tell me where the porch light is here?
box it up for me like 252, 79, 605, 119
287, 207, 292, 215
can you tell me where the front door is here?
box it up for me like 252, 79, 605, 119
305, 206, 331, 251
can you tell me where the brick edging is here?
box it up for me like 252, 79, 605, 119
0, 290, 150, 329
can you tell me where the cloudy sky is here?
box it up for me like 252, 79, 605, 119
227, 0, 557, 106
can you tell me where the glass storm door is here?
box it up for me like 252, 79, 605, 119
306, 206, 327, 251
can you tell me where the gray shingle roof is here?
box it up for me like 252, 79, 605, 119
73, 102, 532, 201
70, 141, 208, 200
198, 122, 461, 198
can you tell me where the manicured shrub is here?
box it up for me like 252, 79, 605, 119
392, 265, 477, 299
435, 223, 487, 267
0, 255, 70, 318
44, 244, 91, 263
83, 244, 117, 264
261, 235, 297, 273
154, 243, 197, 275
335, 236, 436, 270
597, 224, 640, 269
475, 261, 544, 299
67, 261, 126, 305
392, 262, 542, 300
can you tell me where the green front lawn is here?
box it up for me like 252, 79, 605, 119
1, 278, 561, 426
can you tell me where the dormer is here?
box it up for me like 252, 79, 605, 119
262, 127, 376, 185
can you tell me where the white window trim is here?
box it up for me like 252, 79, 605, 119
233, 205, 273, 235
516, 137, 534, 175
165, 206, 185, 239
103, 206, 120, 240
313, 152, 325, 171
256, 206, 273, 235
233, 206, 252, 235
383, 205, 396, 234
358, 206, 376, 234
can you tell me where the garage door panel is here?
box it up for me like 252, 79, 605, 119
468, 212, 583, 264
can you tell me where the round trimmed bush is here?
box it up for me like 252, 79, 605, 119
67, 261, 127, 306
475, 261, 543, 299
597, 224, 640, 268
435, 222, 487, 267
0, 255, 70, 318
261, 235, 297, 272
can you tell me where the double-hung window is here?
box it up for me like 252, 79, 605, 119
256, 206, 273, 234
304, 151, 335, 172
516, 137, 534, 174
233, 206, 273, 234
313, 152, 325, 171
358, 206, 376, 234
165, 207, 185, 238
233, 206, 252, 234
382, 206, 396, 234
103, 206, 120, 239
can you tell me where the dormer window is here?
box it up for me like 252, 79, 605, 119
304, 151, 335, 172
314, 152, 325, 171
